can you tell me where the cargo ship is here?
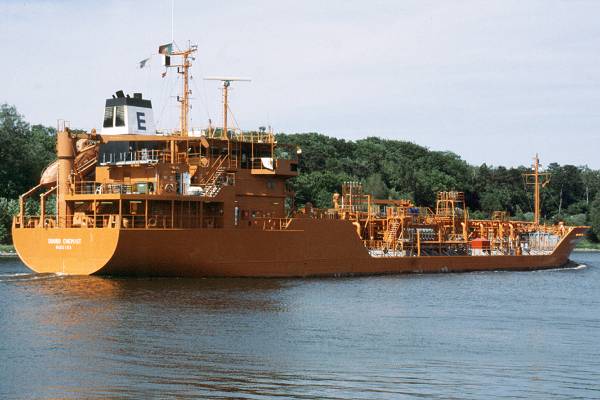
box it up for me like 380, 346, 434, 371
12, 43, 588, 277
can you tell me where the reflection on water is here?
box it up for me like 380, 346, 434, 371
1, 254, 600, 399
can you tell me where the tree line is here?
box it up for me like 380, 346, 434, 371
1, 104, 599, 243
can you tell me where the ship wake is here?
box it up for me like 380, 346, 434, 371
536, 263, 588, 272
0, 272, 63, 282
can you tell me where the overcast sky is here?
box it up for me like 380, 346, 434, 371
1, 0, 599, 168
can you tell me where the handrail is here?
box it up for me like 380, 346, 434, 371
249, 157, 276, 171
15, 213, 224, 230
71, 181, 156, 195
75, 157, 97, 176
15, 213, 294, 231
251, 217, 293, 230
100, 149, 171, 165
198, 154, 227, 185
69, 176, 238, 197
19, 183, 43, 223
232, 131, 275, 144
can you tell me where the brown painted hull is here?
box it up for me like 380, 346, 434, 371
13, 220, 586, 277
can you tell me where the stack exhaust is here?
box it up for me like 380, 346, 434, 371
101, 91, 156, 135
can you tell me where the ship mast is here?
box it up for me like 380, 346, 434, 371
223, 80, 229, 139
161, 43, 197, 136
523, 154, 550, 225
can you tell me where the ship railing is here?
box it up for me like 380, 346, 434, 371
177, 151, 212, 164
337, 203, 370, 213
245, 217, 292, 230
244, 156, 298, 172
115, 214, 223, 229
523, 232, 561, 254
15, 214, 225, 229
13, 215, 43, 229
247, 157, 279, 171
436, 191, 465, 202
293, 208, 339, 219
231, 130, 274, 144
72, 181, 156, 195
417, 207, 435, 219
120, 214, 207, 229
119, 215, 224, 229
16, 214, 118, 229
363, 240, 408, 257
71, 179, 237, 198
14, 215, 63, 229
183, 126, 275, 144
99, 149, 170, 166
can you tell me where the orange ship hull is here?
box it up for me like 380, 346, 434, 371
13, 220, 587, 277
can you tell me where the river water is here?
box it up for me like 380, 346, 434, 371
1, 253, 599, 399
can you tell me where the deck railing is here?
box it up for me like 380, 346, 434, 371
99, 149, 171, 165
72, 181, 156, 195
13, 214, 225, 230
71, 178, 235, 197
13, 214, 294, 231
247, 217, 293, 230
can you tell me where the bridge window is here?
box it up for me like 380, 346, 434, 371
115, 106, 125, 127
103, 107, 114, 128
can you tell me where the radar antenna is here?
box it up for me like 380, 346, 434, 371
203, 77, 251, 139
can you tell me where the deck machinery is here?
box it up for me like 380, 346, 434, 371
327, 183, 565, 258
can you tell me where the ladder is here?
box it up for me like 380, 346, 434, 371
384, 220, 400, 244
203, 167, 227, 197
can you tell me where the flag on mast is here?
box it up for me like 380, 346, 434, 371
158, 43, 173, 55
139, 57, 150, 69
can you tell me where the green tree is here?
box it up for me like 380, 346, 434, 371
290, 170, 351, 209
590, 195, 600, 241
546, 163, 584, 217
363, 173, 389, 199
0, 104, 55, 199
0, 197, 18, 243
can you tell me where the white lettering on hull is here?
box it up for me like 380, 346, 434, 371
48, 238, 82, 250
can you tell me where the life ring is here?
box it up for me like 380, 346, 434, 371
164, 183, 175, 193
147, 216, 157, 227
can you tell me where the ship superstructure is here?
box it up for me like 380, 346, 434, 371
12, 43, 588, 277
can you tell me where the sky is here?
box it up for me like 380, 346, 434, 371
1, 0, 599, 168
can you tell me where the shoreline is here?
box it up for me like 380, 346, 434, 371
0, 252, 17, 258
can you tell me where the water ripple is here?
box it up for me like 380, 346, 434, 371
1, 253, 599, 399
